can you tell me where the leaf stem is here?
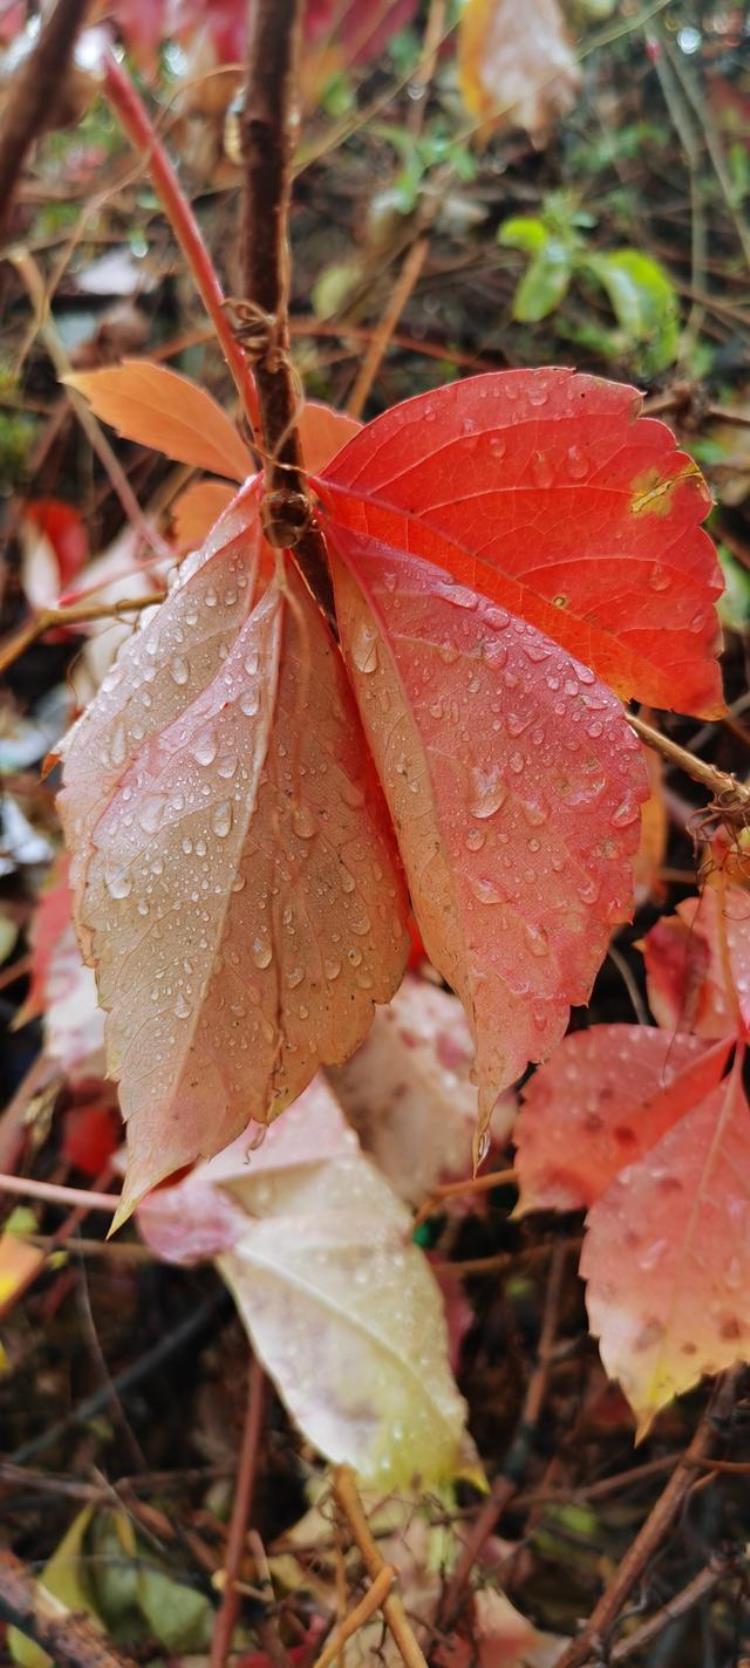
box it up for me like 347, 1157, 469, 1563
331, 1466, 428, 1668
240, 0, 333, 613
102, 52, 261, 436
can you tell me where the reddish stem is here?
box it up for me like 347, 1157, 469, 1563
210, 1357, 266, 1668
0, 1173, 118, 1213
102, 53, 261, 437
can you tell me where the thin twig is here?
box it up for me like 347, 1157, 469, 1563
440, 1238, 568, 1624
347, 236, 430, 419
0, 594, 162, 680
11, 248, 169, 559
628, 713, 750, 813
331, 1467, 428, 1668
609, 1559, 733, 1664
312, 1565, 395, 1668
102, 51, 260, 435
210, 1357, 267, 1668
0, 1546, 136, 1668
240, 0, 332, 612
0, 1173, 119, 1213
555, 1368, 742, 1668
0, 0, 90, 246
412, 1166, 517, 1232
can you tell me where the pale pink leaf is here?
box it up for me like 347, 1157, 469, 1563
329, 974, 515, 1206
60, 496, 408, 1221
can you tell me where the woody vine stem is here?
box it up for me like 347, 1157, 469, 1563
240, 0, 334, 614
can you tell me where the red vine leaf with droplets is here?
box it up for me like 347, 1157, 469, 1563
58, 360, 725, 1228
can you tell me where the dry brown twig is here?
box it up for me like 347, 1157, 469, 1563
556, 1367, 743, 1668
210, 1357, 267, 1668
0, 1546, 136, 1668
331, 1466, 428, 1668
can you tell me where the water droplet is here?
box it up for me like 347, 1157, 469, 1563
351, 619, 379, 674
105, 868, 132, 900
648, 565, 670, 592
524, 922, 549, 957
341, 780, 365, 809
174, 991, 191, 1018
325, 956, 342, 980
212, 801, 233, 838
110, 723, 127, 767
252, 937, 273, 969
470, 765, 507, 820
240, 688, 260, 717
138, 795, 165, 834
469, 874, 505, 905
611, 798, 640, 829
170, 655, 189, 685
195, 729, 217, 767
465, 827, 486, 851
532, 451, 553, 488
287, 965, 304, 988
340, 865, 356, 894
292, 803, 317, 839
509, 751, 525, 775
217, 752, 239, 779
566, 443, 588, 480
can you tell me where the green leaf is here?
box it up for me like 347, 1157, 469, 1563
512, 240, 573, 322
9, 1509, 99, 1668
717, 546, 750, 633
497, 215, 548, 253
584, 250, 679, 372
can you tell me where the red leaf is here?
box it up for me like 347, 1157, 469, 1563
582, 1062, 750, 1435
315, 369, 724, 717
66, 361, 253, 482
329, 528, 649, 1129
62, 1091, 119, 1176
643, 883, 750, 1040
59, 492, 408, 1220
23, 499, 88, 590
515, 1025, 732, 1212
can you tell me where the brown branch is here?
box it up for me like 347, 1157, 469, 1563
240, 0, 333, 613
331, 1467, 428, 1668
555, 1367, 743, 1668
0, 1547, 136, 1668
0, 0, 91, 246
210, 1357, 266, 1668
347, 236, 430, 419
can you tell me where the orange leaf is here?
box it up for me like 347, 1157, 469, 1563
458, 0, 580, 145
583, 1061, 750, 1435
59, 493, 408, 1221
298, 401, 362, 473
66, 360, 253, 481
329, 527, 649, 1136
515, 1026, 732, 1212
171, 480, 236, 551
